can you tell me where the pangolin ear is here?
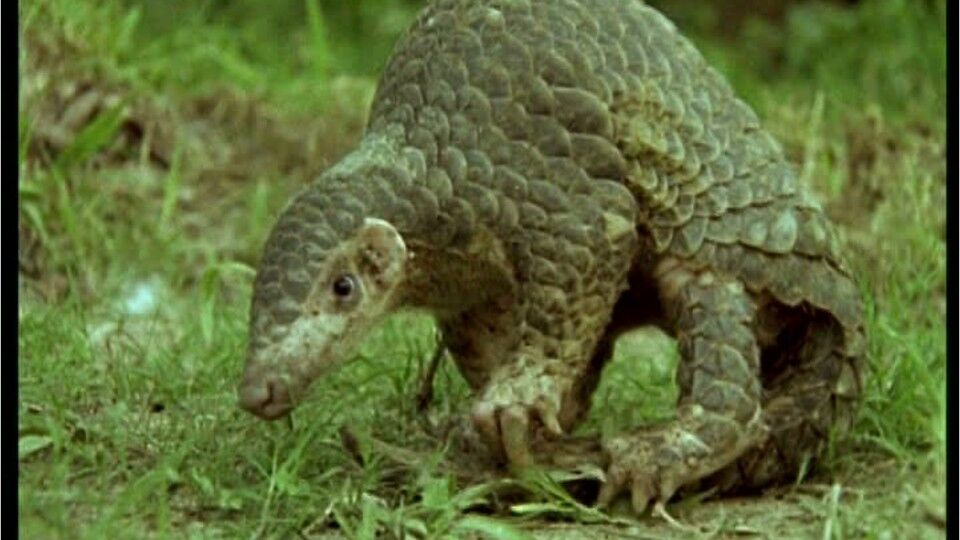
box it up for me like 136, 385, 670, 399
354, 218, 407, 288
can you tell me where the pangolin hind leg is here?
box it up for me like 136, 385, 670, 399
703, 306, 863, 492
597, 267, 769, 513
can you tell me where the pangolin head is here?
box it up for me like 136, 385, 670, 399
237, 184, 408, 420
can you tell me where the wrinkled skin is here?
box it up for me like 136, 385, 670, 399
239, 0, 865, 513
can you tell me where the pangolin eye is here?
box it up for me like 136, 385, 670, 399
331, 275, 356, 298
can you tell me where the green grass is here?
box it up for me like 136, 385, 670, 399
19, 0, 946, 538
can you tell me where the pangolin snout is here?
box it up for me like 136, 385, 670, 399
238, 374, 293, 420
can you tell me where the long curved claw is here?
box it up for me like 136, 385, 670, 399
596, 465, 626, 508
471, 402, 504, 461
470, 401, 566, 468
653, 501, 700, 532
631, 475, 655, 515
469, 373, 570, 468
535, 400, 564, 438
594, 429, 701, 516
501, 405, 533, 467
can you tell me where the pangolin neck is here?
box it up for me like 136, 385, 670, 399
318, 126, 516, 315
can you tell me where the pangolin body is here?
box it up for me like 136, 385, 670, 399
240, 0, 865, 510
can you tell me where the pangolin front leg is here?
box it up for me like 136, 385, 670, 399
468, 229, 637, 467
429, 288, 577, 466
598, 266, 769, 513
469, 290, 605, 468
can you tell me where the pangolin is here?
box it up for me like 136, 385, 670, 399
237, 0, 865, 513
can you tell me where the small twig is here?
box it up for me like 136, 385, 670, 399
339, 425, 364, 465
415, 329, 447, 412
787, 483, 865, 499
339, 425, 445, 470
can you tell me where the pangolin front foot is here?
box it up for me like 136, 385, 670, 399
471, 369, 569, 468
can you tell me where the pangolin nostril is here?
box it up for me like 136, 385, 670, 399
238, 377, 293, 420
238, 380, 270, 413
